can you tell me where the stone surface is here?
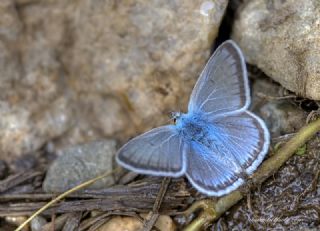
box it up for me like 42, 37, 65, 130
43, 140, 116, 193
232, 0, 320, 100
30, 216, 47, 231
0, 97, 73, 161
259, 101, 306, 137
97, 216, 141, 231
97, 215, 175, 231
64, 0, 228, 139
0, 160, 8, 180
0, 0, 227, 161
250, 73, 307, 137
0, 0, 73, 160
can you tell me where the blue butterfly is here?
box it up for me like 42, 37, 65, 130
116, 40, 270, 196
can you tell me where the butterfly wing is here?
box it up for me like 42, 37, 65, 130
185, 111, 269, 196
116, 125, 186, 177
210, 111, 270, 174
188, 40, 250, 116
185, 141, 244, 196
185, 41, 269, 196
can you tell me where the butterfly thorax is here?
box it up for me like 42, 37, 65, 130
175, 112, 215, 148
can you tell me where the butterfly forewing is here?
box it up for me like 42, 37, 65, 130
116, 125, 186, 177
188, 40, 250, 116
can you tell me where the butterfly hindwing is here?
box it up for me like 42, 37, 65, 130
185, 111, 269, 196
210, 111, 270, 174
116, 125, 186, 177
188, 40, 250, 116
185, 141, 244, 196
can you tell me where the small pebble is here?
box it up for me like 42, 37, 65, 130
43, 140, 116, 193
97, 215, 176, 231
31, 216, 47, 231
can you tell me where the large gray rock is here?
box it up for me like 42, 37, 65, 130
43, 140, 116, 193
0, 0, 228, 161
63, 0, 228, 139
0, 0, 73, 160
232, 0, 320, 100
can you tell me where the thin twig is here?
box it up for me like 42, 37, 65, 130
14, 167, 120, 231
256, 92, 296, 101
0, 171, 43, 193
141, 177, 171, 231
153, 177, 171, 212
271, 133, 296, 143
41, 213, 70, 231
0, 178, 189, 217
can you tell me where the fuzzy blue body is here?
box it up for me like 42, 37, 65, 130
176, 112, 217, 150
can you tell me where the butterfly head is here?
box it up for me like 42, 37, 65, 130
170, 111, 182, 124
